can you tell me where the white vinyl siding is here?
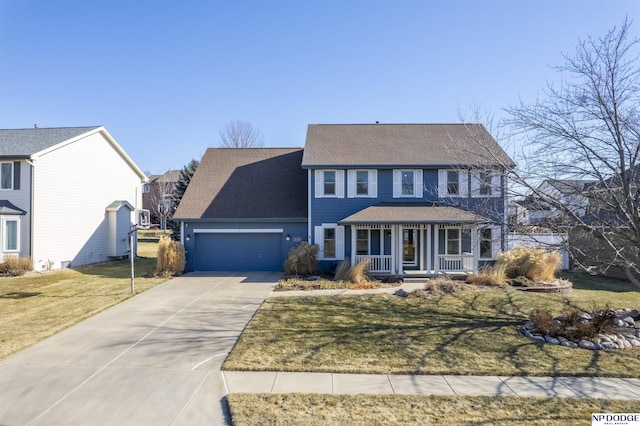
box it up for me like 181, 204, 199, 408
31, 130, 143, 270
471, 171, 501, 198
314, 224, 345, 260
347, 169, 377, 198
314, 169, 344, 198
438, 169, 468, 198
393, 169, 422, 198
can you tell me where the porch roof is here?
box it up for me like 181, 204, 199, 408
338, 203, 490, 225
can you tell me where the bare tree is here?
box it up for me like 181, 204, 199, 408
148, 170, 179, 231
502, 19, 640, 287
217, 119, 264, 148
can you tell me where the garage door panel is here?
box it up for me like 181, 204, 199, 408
194, 233, 283, 271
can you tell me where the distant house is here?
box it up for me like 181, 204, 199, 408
142, 169, 180, 228
522, 179, 594, 226
0, 126, 147, 270
174, 123, 514, 275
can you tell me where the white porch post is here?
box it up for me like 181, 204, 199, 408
471, 225, 479, 272
434, 224, 439, 275
426, 225, 432, 272
397, 225, 403, 275
419, 226, 425, 271
390, 225, 396, 275
350, 225, 356, 267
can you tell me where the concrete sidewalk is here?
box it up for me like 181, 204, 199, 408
223, 371, 640, 400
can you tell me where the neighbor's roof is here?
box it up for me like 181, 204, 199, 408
339, 203, 490, 224
0, 126, 101, 158
174, 148, 307, 219
151, 170, 181, 183
302, 124, 515, 168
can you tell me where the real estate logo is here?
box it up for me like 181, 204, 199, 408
592, 413, 640, 426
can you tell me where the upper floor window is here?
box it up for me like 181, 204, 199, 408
315, 170, 345, 198
438, 169, 468, 198
471, 171, 501, 198
393, 169, 423, 198
1, 163, 13, 190
347, 169, 377, 198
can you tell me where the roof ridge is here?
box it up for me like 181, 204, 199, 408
0, 125, 101, 131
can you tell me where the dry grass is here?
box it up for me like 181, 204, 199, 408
0, 241, 168, 360
224, 272, 640, 377
228, 393, 640, 426
156, 236, 185, 276
0, 256, 34, 276
466, 263, 508, 286
334, 258, 370, 283
284, 242, 318, 276
498, 246, 561, 283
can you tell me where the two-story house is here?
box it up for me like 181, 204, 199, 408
0, 126, 147, 270
174, 123, 514, 275
142, 169, 181, 229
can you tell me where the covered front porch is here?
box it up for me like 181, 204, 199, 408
339, 204, 491, 276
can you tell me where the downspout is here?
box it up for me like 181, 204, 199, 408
307, 169, 311, 243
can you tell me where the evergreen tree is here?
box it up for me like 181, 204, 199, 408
169, 158, 199, 240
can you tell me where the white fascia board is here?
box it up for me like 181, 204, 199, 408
194, 228, 284, 234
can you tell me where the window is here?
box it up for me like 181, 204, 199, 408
446, 228, 460, 255
356, 171, 368, 195
324, 228, 336, 258
3, 218, 18, 251
402, 170, 414, 196
142, 184, 150, 193
356, 229, 368, 255
1, 163, 12, 189
315, 170, 344, 198
479, 172, 492, 196
447, 171, 459, 195
480, 228, 492, 259
323, 171, 336, 196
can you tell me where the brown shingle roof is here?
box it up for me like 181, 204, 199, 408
174, 148, 307, 219
339, 203, 490, 224
301, 124, 515, 168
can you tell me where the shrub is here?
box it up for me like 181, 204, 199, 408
497, 246, 561, 283
334, 258, 371, 284
530, 308, 559, 336
0, 256, 33, 276
284, 242, 318, 276
530, 306, 615, 340
466, 264, 507, 286
156, 236, 185, 276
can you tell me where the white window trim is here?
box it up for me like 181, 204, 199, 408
438, 169, 468, 198
355, 228, 370, 255
314, 224, 345, 260
315, 169, 345, 198
0, 162, 13, 191
347, 169, 377, 198
445, 228, 461, 255
393, 169, 423, 198
470, 171, 501, 198
2, 217, 19, 253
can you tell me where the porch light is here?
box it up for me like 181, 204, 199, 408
185, 234, 191, 241
285, 234, 291, 241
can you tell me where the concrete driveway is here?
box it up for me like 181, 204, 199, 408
0, 272, 278, 426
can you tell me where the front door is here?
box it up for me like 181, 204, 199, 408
403, 228, 417, 267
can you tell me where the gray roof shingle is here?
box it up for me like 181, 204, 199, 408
174, 148, 307, 219
0, 126, 101, 158
301, 124, 515, 168
339, 202, 490, 224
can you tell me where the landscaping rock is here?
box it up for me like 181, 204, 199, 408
394, 289, 408, 297
579, 340, 596, 350
532, 335, 546, 344
544, 335, 559, 345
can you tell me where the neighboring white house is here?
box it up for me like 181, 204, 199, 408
523, 179, 594, 225
0, 126, 147, 270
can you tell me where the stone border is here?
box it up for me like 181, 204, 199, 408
512, 281, 573, 294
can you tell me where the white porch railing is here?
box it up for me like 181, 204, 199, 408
354, 255, 392, 273
438, 254, 475, 272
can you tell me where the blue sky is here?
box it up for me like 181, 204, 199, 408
0, 1, 638, 175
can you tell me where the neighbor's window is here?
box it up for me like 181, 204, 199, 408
480, 228, 492, 259
479, 172, 492, 196
1, 163, 13, 189
401, 170, 414, 196
447, 171, 459, 195
323, 171, 336, 196
142, 184, 150, 193
356, 171, 369, 196
356, 229, 369, 255
324, 228, 336, 258
3, 219, 18, 251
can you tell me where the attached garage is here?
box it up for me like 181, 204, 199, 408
194, 230, 283, 271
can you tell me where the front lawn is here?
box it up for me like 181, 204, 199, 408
228, 394, 640, 426
0, 242, 169, 359
223, 273, 640, 377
